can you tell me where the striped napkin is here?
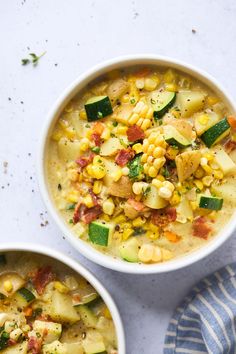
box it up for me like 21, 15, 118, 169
164, 263, 236, 354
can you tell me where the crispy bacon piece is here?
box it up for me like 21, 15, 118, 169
8, 339, 17, 346
151, 207, 177, 227
193, 216, 211, 239
127, 198, 145, 211
76, 153, 94, 168
224, 139, 236, 153
32, 266, 55, 295
88, 189, 99, 206
73, 204, 102, 224
28, 337, 42, 354
127, 125, 145, 142
91, 133, 102, 146
115, 148, 135, 167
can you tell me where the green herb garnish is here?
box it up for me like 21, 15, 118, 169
97, 111, 103, 119
143, 186, 151, 197
130, 98, 136, 104
91, 146, 100, 154
21, 51, 46, 66
112, 121, 118, 127
196, 188, 201, 193
69, 218, 74, 224
132, 227, 146, 236
162, 166, 170, 178
66, 203, 76, 210
150, 98, 156, 104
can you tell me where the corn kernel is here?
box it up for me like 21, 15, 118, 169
102, 214, 111, 222
199, 114, 209, 125
158, 187, 172, 199
194, 167, 205, 179
3, 281, 13, 293
190, 201, 198, 210
207, 96, 219, 106
132, 143, 143, 154
202, 164, 212, 174
144, 78, 158, 91
203, 152, 213, 161
93, 181, 102, 194
83, 194, 94, 208
146, 230, 159, 240
161, 248, 173, 261
132, 217, 146, 227
148, 166, 158, 178
59, 119, 69, 129
152, 247, 162, 262
169, 191, 181, 206
114, 215, 126, 224
202, 175, 214, 186
121, 94, 130, 103
151, 178, 162, 189
117, 126, 128, 135
54, 281, 69, 293
79, 109, 87, 120
135, 78, 145, 89
103, 198, 115, 216
122, 228, 133, 240
138, 244, 154, 263
67, 191, 79, 203
162, 181, 175, 192
80, 138, 90, 152
90, 165, 106, 179
164, 69, 176, 83
166, 146, 178, 160
193, 179, 204, 190
111, 169, 122, 182
213, 170, 224, 179
165, 83, 178, 92
52, 130, 63, 141
122, 167, 130, 176
156, 174, 165, 182
103, 306, 112, 319
149, 223, 159, 233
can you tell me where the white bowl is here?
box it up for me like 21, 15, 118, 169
0, 243, 125, 353
38, 54, 236, 274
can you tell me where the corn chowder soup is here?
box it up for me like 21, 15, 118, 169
47, 67, 236, 264
0, 252, 117, 353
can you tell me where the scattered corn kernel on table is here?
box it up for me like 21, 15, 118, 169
1, 1, 236, 353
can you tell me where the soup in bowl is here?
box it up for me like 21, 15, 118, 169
40, 56, 236, 273
0, 245, 123, 353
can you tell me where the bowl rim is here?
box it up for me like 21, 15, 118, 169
0, 243, 125, 353
38, 54, 236, 274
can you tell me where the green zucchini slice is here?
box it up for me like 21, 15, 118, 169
15, 287, 36, 307
88, 221, 113, 246
199, 196, 223, 210
0, 255, 6, 266
163, 125, 191, 148
85, 96, 113, 122
119, 237, 139, 263
200, 117, 230, 147
150, 91, 176, 119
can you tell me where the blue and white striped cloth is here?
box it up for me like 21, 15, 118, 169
164, 263, 236, 354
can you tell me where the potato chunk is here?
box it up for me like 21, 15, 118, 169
107, 79, 129, 103
175, 150, 201, 182
107, 176, 134, 198
177, 91, 206, 117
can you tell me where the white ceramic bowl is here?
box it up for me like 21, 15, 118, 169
0, 243, 125, 353
38, 54, 236, 274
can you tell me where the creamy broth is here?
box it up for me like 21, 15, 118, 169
46, 66, 236, 264
0, 252, 117, 353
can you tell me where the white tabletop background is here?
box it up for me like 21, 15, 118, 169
1, 1, 236, 353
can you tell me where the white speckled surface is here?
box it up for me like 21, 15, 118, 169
1, 1, 236, 353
